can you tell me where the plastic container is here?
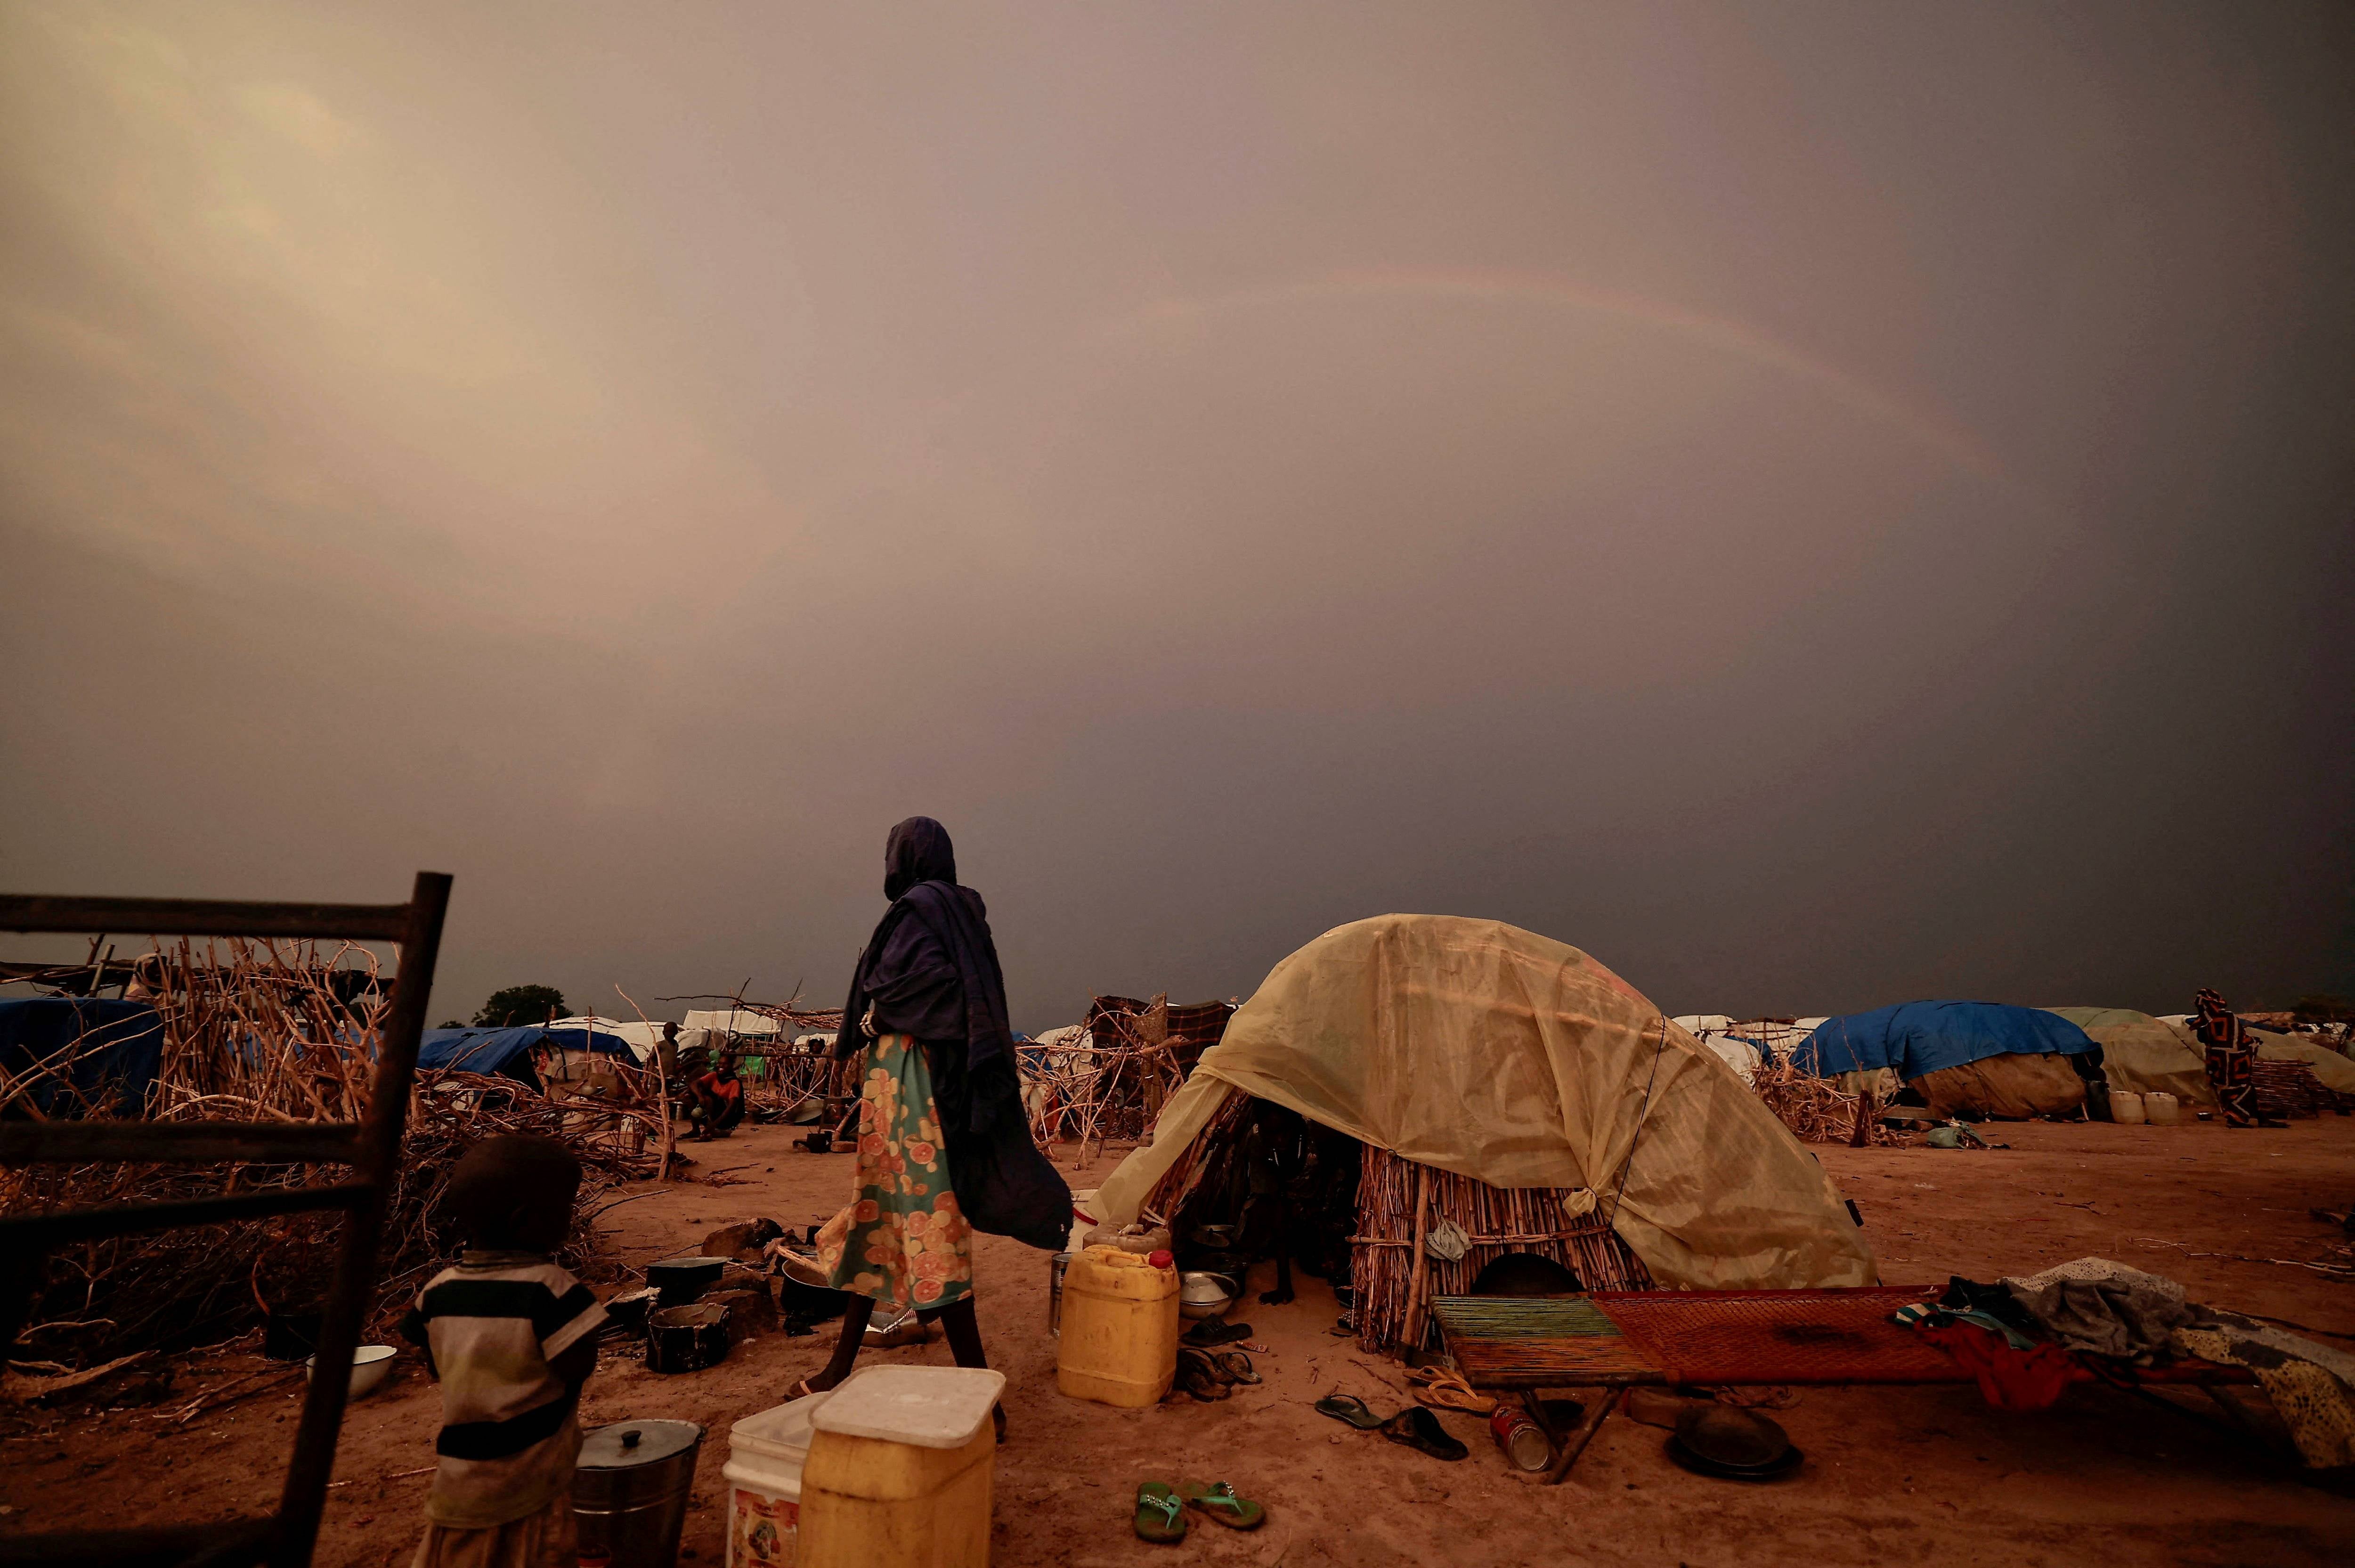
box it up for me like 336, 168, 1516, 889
798, 1366, 1005, 1568
726, 1392, 828, 1568
2144, 1091, 2181, 1125
1055, 1244, 1178, 1408
2111, 1090, 2146, 1125
575, 1419, 704, 1568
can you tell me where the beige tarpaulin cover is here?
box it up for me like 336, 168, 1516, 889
1095, 915, 1876, 1291
2250, 1029, 2355, 1095
1914, 1052, 2086, 1119
2045, 1008, 2216, 1107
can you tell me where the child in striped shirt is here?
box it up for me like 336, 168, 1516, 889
402, 1135, 606, 1568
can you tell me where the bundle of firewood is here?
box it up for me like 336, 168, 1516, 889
2, 940, 650, 1371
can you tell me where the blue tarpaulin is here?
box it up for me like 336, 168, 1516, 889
419, 1024, 634, 1081
0, 998, 165, 1117
1795, 1001, 2097, 1080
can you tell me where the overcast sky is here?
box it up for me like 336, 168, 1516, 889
4, 2, 2350, 1030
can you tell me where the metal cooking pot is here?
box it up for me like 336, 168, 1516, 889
772, 1246, 848, 1324
645, 1301, 731, 1373
574, 1419, 703, 1568
645, 1255, 725, 1307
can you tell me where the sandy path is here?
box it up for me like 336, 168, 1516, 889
5, 1118, 2352, 1564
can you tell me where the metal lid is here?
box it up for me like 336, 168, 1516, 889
577, 1419, 704, 1469
646, 1255, 724, 1276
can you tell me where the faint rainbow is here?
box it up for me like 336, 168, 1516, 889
1119, 266, 2009, 488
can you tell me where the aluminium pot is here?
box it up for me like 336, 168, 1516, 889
574, 1418, 703, 1568
645, 1301, 731, 1373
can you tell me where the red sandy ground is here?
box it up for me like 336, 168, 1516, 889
6, 1118, 2354, 1566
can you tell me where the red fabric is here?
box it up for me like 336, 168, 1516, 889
1912, 1320, 2077, 1411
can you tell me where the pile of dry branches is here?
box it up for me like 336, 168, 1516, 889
663, 996, 846, 1119
3, 941, 656, 1371
1750, 1055, 1898, 1145
1021, 994, 1234, 1158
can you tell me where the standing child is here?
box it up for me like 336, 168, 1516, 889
402, 1134, 607, 1568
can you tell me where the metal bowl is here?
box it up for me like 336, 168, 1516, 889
1178, 1271, 1238, 1321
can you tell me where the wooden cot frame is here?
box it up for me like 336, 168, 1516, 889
0, 875, 452, 1568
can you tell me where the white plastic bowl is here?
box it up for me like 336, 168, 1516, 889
306, 1343, 398, 1398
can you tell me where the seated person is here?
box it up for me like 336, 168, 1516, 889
685, 1049, 745, 1140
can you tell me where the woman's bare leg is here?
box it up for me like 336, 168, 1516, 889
915, 1294, 1002, 1438
800, 1295, 875, 1393
919, 1295, 987, 1369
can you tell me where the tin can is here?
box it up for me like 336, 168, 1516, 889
1048, 1251, 1075, 1335
1489, 1403, 1552, 1471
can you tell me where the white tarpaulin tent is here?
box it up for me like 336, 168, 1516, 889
1097, 915, 1876, 1292
683, 1008, 787, 1038
545, 1015, 664, 1064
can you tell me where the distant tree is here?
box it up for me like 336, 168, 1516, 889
2292, 993, 2353, 1024
474, 985, 569, 1028
436, 1018, 466, 1029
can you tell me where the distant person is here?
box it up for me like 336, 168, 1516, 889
2192, 988, 2284, 1129
686, 1048, 746, 1139
401, 1135, 606, 1568
790, 817, 1071, 1433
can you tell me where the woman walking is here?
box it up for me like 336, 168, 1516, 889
2192, 988, 2283, 1129
794, 818, 1071, 1420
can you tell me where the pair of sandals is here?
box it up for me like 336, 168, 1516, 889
1134, 1480, 1265, 1542
1314, 1392, 1469, 1461
1172, 1344, 1259, 1401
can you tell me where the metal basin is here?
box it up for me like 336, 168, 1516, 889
1178, 1271, 1238, 1321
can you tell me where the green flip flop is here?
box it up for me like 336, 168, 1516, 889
1177, 1479, 1266, 1531
1134, 1482, 1187, 1544
1314, 1392, 1388, 1430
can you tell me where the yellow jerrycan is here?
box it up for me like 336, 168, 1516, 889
798, 1365, 1005, 1568
1055, 1243, 1179, 1407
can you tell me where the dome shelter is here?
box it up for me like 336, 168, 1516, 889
1096, 916, 1876, 1349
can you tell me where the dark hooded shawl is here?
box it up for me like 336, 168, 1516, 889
835, 818, 1070, 1251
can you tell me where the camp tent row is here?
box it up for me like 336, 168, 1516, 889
2050, 1007, 2355, 1108
1676, 1000, 2354, 1118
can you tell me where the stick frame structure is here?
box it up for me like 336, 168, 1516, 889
0, 873, 452, 1568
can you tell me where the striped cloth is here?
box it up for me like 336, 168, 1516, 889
401, 1252, 606, 1528
2192, 989, 2258, 1126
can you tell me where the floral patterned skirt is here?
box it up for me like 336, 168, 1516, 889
815, 1033, 975, 1310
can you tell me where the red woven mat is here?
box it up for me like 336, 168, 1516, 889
1588, 1287, 1968, 1385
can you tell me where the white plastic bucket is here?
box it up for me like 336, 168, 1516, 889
2111, 1090, 2146, 1125
726, 1391, 828, 1568
2144, 1091, 2181, 1125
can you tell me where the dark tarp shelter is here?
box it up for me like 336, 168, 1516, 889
1797, 1001, 2097, 1078
418, 1024, 633, 1085
1797, 1001, 2100, 1120
0, 998, 165, 1117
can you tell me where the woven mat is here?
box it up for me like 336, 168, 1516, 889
1434, 1287, 1967, 1387
1591, 1287, 1969, 1384
1430, 1294, 1663, 1383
